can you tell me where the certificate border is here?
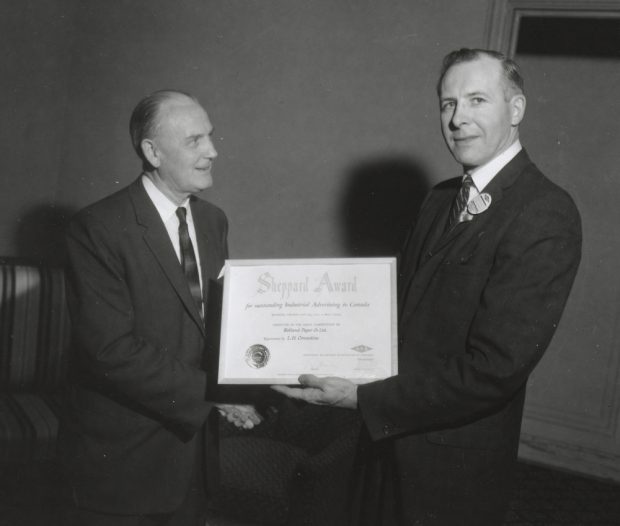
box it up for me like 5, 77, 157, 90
218, 257, 398, 384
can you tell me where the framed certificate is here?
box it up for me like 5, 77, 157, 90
218, 258, 397, 384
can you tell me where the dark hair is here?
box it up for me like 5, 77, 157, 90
436, 48, 524, 98
129, 89, 197, 170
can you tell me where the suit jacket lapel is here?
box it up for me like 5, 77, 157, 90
190, 198, 219, 306
398, 189, 454, 313
129, 179, 205, 334
401, 149, 532, 320
431, 149, 530, 254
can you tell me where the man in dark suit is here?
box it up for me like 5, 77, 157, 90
61, 90, 260, 526
274, 49, 582, 524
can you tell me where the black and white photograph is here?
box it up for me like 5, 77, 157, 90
1, 1, 619, 525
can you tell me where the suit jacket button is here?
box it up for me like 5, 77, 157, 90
383, 424, 391, 435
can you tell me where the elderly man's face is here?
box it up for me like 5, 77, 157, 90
439, 56, 525, 170
149, 97, 217, 203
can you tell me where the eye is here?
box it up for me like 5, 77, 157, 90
440, 100, 455, 112
471, 97, 485, 105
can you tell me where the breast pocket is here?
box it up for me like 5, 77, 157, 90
453, 230, 489, 266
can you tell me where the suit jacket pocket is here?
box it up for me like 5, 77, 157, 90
70, 386, 160, 439
425, 423, 504, 450
425, 397, 523, 451
436, 230, 490, 269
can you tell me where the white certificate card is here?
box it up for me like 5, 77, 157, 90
218, 258, 397, 384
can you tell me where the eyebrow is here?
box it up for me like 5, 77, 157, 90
466, 90, 489, 98
440, 90, 490, 102
186, 128, 214, 141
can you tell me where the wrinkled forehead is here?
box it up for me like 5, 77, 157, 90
159, 94, 204, 118
440, 56, 504, 96
155, 96, 209, 133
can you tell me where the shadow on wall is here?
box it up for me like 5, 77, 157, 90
14, 204, 77, 266
339, 156, 432, 257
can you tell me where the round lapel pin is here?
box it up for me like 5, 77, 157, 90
467, 193, 492, 215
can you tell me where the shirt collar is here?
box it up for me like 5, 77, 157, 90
141, 174, 190, 223
467, 140, 522, 192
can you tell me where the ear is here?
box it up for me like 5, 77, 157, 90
141, 138, 161, 168
510, 94, 526, 126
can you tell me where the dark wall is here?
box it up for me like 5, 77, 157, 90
1, 0, 490, 262
0, 0, 76, 264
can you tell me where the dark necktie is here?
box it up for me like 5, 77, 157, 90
446, 174, 475, 231
176, 207, 203, 320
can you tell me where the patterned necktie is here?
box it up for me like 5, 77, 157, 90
176, 207, 203, 320
446, 174, 475, 231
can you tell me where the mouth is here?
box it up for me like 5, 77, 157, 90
453, 136, 477, 144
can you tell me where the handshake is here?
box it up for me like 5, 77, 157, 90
214, 403, 264, 430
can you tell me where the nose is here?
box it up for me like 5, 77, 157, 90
449, 102, 468, 130
203, 137, 218, 159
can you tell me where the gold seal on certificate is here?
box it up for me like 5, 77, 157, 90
218, 258, 398, 384
245, 344, 270, 369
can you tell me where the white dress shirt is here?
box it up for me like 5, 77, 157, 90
141, 175, 204, 291
466, 140, 522, 199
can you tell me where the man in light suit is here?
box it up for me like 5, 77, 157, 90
61, 90, 259, 526
275, 49, 582, 524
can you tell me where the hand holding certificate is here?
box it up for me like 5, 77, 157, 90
271, 374, 359, 409
218, 258, 398, 384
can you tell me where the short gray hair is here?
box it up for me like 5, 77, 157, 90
129, 89, 197, 170
436, 48, 524, 98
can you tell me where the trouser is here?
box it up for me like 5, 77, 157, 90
64, 432, 208, 526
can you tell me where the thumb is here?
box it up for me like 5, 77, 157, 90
299, 374, 324, 389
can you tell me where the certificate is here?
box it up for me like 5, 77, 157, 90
218, 258, 397, 384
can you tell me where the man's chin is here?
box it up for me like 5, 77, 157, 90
196, 174, 213, 191
450, 149, 480, 168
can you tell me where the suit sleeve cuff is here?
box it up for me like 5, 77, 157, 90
357, 379, 405, 441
